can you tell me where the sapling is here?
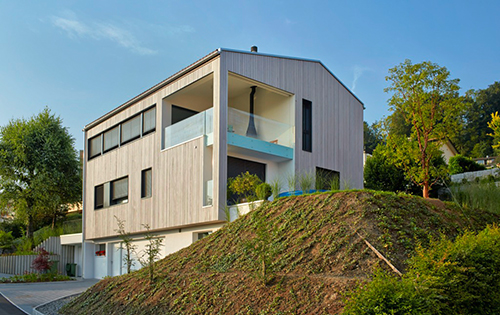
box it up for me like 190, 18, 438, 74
136, 224, 164, 284
114, 216, 137, 274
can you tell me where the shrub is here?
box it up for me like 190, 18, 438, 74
344, 225, 500, 314
31, 247, 53, 273
228, 172, 262, 203
449, 154, 486, 175
255, 183, 272, 200
0, 230, 14, 253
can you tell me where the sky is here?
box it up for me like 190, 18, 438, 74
1, 1, 499, 150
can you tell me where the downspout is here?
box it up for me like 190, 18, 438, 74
246, 86, 257, 137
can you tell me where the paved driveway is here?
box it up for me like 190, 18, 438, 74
0, 274, 99, 314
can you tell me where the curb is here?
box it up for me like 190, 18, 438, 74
0, 292, 29, 314
33, 293, 81, 315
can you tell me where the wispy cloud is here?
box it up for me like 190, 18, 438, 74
351, 65, 372, 92
50, 13, 157, 55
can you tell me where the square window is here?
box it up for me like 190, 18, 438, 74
110, 177, 128, 205
141, 168, 152, 198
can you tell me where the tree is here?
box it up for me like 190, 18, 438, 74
384, 60, 468, 198
363, 121, 385, 154
114, 216, 137, 274
0, 108, 81, 245
364, 145, 407, 192
488, 111, 500, 154
457, 82, 500, 157
448, 154, 486, 175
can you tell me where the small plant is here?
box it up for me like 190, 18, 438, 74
114, 216, 137, 274
298, 171, 315, 194
287, 173, 297, 193
270, 178, 283, 200
31, 247, 53, 274
228, 171, 262, 203
255, 183, 272, 200
136, 224, 164, 284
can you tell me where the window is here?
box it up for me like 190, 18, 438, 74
197, 232, 211, 241
103, 126, 120, 152
89, 135, 102, 159
95, 185, 104, 209
95, 244, 106, 256
121, 115, 141, 144
315, 167, 340, 190
110, 177, 128, 205
141, 168, 152, 198
302, 99, 312, 152
143, 107, 156, 135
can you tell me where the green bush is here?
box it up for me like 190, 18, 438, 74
449, 154, 486, 175
344, 225, 500, 315
228, 172, 262, 203
255, 183, 272, 200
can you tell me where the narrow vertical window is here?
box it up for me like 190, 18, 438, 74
110, 177, 128, 205
94, 184, 104, 209
143, 106, 156, 135
302, 99, 312, 152
141, 168, 152, 198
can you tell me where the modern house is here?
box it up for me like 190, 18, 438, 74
82, 47, 364, 279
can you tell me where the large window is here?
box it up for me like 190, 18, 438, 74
121, 115, 141, 144
141, 168, 152, 198
87, 105, 156, 160
110, 177, 128, 205
89, 135, 102, 159
103, 126, 119, 152
94, 185, 104, 209
302, 99, 312, 152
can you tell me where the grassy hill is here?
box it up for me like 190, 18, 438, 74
62, 191, 498, 315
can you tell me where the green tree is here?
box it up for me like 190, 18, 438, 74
385, 60, 468, 198
363, 121, 385, 154
448, 154, 486, 175
0, 108, 81, 245
457, 82, 500, 157
364, 145, 408, 192
488, 111, 500, 154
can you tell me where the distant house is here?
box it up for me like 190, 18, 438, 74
81, 47, 364, 279
439, 138, 459, 164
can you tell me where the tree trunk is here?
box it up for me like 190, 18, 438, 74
27, 213, 35, 248
423, 182, 430, 198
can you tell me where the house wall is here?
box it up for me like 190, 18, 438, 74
222, 51, 364, 189
84, 57, 222, 241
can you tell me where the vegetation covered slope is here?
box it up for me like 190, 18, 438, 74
62, 191, 498, 315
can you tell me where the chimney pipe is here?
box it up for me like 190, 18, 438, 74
246, 86, 257, 137
250, 46, 258, 53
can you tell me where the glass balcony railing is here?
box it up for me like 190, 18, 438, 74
228, 107, 293, 148
164, 108, 213, 149
164, 107, 293, 149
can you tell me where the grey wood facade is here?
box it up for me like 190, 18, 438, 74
83, 48, 363, 241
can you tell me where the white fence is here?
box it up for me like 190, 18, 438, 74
451, 168, 499, 183
0, 254, 59, 275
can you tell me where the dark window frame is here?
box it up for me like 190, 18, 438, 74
141, 168, 152, 199
94, 184, 104, 209
88, 135, 102, 160
110, 176, 129, 206
302, 99, 312, 152
142, 106, 157, 136
120, 113, 142, 145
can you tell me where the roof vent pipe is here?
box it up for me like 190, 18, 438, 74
250, 46, 258, 53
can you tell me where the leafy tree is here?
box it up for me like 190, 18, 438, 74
136, 224, 164, 284
0, 108, 81, 245
363, 121, 385, 154
488, 111, 500, 154
448, 154, 486, 175
0, 230, 14, 254
457, 82, 500, 157
385, 60, 468, 198
364, 145, 407, 192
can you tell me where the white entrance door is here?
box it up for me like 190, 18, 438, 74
111, 243, 123, 276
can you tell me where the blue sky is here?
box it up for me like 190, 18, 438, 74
1, 1, 499, 150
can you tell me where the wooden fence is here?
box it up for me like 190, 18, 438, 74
0, 236, 75, 275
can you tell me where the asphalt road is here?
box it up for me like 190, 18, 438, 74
0, 293, 26, 315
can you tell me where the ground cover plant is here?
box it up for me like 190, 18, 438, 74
0, 272, 72, 283
61, 191, 499, 315
343, 225, 500, 315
